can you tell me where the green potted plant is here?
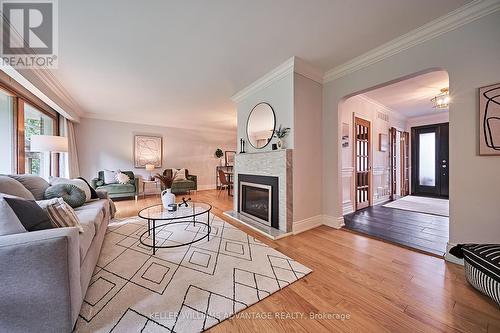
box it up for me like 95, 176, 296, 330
273, 125, 291, 149
215, 148, 224, 166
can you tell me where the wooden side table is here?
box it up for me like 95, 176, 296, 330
142, 180, 160, 198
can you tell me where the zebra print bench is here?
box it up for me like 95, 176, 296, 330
450, 244, 500, 306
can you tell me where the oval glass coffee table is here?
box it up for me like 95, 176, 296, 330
138, 202, 212, 255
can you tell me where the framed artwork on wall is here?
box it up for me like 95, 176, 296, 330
379, 133, 388, 152
134, 135, 162, 168
479, 82, 500, 155
225, 150, 236, 167
341, 123, 349, 148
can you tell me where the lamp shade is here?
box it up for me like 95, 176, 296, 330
30, 135, 68, 153
145, 164, 155, 171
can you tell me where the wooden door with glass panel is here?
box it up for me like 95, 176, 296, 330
354, 117, 371, 210
389, 127, 410, 199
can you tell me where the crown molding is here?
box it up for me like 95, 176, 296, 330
231, 56, 323, 103
323, 0, 500, 83
24, 67, 83, 119
0, 61, 80, 121
231, 57, 294, 103
82, 112, 237, 135
294, 57, 324, 84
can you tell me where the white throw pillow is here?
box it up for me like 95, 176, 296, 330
172, 168, 186, 181
49, 177, 91, 202
0, 193, 27, 236
115, 172, 130, 184
103, 170, 117, 184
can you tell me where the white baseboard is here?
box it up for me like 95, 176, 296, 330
293, 215, 324, 235
444, 242, 464, 265
292, 214, 345, 235
342, 201, 354, 215
323, 215, 345, 229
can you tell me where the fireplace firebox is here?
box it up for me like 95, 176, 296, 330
238, 174, 279, 229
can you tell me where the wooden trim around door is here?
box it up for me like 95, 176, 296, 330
354, 116, 371, 210
16, 98, 25, 174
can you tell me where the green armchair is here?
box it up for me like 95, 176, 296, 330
91, 171, 139, 200
163, 169, 197, 194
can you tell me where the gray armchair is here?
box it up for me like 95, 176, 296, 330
91, 171, 139, 200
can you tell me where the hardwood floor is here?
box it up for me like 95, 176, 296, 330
344, 205, 448, 256
114, 191, 500, 333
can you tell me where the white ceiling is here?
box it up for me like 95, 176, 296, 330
363, 70, 450, 118
50, 0, 468, 130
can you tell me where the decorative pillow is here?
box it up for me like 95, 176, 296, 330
115, 172, 130, 184
172, 168, 187, 181
44, 183, 86, 208
103, 170, 118, 184
450, 244, 500, 306
77, 177, 98, 199
49, 176, 91, 202
7, 174, 49, 200
4, 196, 53, 231
0, 175, 35, 200
38, 197, 84, 233
0, 194, 27, 236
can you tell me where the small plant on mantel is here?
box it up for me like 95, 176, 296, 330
154, 173, 173, 191
273, 125, 291, 149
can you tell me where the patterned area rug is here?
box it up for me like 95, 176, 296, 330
75, 212, 311, 332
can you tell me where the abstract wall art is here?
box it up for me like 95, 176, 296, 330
134, 135, 162, 168
479, 82, 500, 155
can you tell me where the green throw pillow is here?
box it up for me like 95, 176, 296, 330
45, 183, 86, 208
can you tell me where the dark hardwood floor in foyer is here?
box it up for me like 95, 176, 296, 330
343, 205, 449, 256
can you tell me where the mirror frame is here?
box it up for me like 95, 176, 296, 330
246, 102, 276, 149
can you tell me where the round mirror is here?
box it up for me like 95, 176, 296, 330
246, 102, 276, 149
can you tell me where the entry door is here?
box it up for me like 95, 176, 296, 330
354, 117, 371, 210
411, 123, 449, 197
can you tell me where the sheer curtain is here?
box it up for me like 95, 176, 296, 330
59, 117, 80, 178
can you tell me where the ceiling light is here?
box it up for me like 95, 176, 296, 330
431, 88, 450, 109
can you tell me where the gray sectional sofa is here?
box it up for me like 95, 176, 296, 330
0, 174, 113, 332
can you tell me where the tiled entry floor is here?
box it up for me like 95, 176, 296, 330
343, 205, 448, 256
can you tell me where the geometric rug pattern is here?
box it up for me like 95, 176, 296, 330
75, 212, 311, 332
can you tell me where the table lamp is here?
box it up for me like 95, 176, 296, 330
30, 135, 68, 178
145, 164, 155, 180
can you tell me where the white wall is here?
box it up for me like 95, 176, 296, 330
75, 118, 236, 189
340, 95, 406, 214
293, 73, 323, 222
323, 11, 500, 245
236, 72, 294, 152
406, 112, 449, 131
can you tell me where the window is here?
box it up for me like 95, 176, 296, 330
24, 103, 56, 179
419, 132, 436, 186
0, 89, 15, 174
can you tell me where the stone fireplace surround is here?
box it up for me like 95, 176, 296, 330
224, 149, 293, 238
